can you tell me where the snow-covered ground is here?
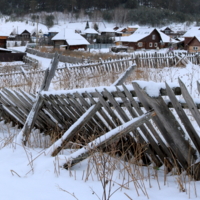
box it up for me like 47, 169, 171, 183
0, 16, 199, 199
0, 121, 199, 200
0, 48, 199, 199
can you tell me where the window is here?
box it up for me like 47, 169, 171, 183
149, 42, 153, 47
138, 42, 143, 47
193, 46, 198, 50
152, 34, 156, 40
154, 43, 158, 47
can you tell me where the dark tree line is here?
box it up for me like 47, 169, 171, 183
0, 0, 200, 15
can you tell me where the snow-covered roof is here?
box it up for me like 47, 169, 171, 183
127, 25, 140, 29
160, 26, 174, 32
183, 27, 200, 37
116, 27, 127, 33
82, 28, 99, 34
0, 31, 9, 37
0, 48, 11, 52
116, 28, 177, 43
52, 29, 90, 46
100, 27, 116, 33
118, 28, 155, 42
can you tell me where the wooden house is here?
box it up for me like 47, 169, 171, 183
100, 28, 116, 37
115, 27, 128, 37
16, 29, 31, 41
115, 28, 177, 50
81, 28, 99, 44
126, 25, 140, 34
51, 29, 90, 50
184, 37, 200, 53
161, 26, 185, 38
183, 27, 200, 52
0, 33, 8, 48
160, 27, 174, 35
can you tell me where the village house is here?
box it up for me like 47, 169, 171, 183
160, 26, 185, 38
0, 32, 9, 48
100, 28, 116, 37
115, 27, 128, 37
126, 25, 140, 35
81, 28, 99, 44
115, 28, 177, 50
183, 27, 200, 52
51, 29, 90, 50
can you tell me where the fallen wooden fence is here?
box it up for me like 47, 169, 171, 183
0, 80, 200, 179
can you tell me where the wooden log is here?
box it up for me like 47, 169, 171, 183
165, 82, 200, 153
16, 52, 60, 145
63, 111, 156, 169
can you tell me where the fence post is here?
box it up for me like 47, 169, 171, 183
16, 52, 60, 145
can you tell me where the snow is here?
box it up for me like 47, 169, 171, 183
0, 18, 200, 200
116, 28, 177, 43
82, 28, 99, 34
183, 27, 200, 37
0, 122, 199, 200
52, 29, 90, 45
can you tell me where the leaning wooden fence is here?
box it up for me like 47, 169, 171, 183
0, 57, 132, 92
0, 80, 200, 179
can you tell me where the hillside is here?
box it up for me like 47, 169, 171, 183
2, 0, 200, 27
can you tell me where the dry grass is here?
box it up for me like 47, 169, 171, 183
36, 46, 122, 61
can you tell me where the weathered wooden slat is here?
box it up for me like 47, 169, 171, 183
166, 82, 200, 153
132, 82, 195, 169
179, 78, 200, 128
47, 103, 102, 156
121, 84, 173, 160
63, 111, 155, 169
16, 52, 60, 145
95, 89, 119, 126
84, 91, 116, 129
112, 64, 137, 86
74, 92, 107, 132
115, 86, 169, 166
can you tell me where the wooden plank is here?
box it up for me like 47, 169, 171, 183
63, 111, 155, 169
46, 103, 102, 156
179, 78, 200, 127
112, 64, 137, 86
165, 82, 200, 153
132, 82, 195, 169
115, 86, 169, 166
16, 52, 60, 145
121, 84, 173, 161
84, 91, 116, 129
74, 92, 107, 132
95, 89, 120, 126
